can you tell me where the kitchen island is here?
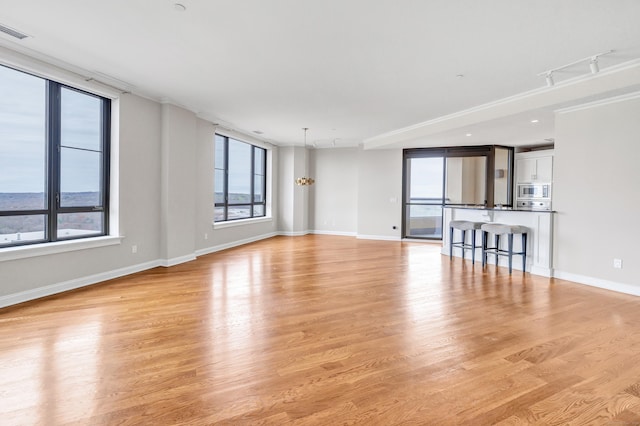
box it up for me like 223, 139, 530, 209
443, 206, 554, 276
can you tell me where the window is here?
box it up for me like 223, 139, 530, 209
214, 134, 266, 222
0, 65, 110, 248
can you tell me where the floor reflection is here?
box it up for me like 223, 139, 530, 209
0, 315, 101, 424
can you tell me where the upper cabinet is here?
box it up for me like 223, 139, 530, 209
515, 151, 553, 183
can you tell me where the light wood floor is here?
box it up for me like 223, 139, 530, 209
2, 235, 640, 425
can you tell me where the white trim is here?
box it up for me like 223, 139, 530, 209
309, 230, 357, 237
553, 270, 640, 297
0, 43, 167, 106
0, 45, 125, 98
555, 90, 640, 114
364, 58, 640, 148
0, 259, 162, 309
213, 216, 273, 229
195, 232, 278, 257
356, 234, 402, 241
214, 127, 275, 149
0, 236, 123, 262
160, 254, 196, 267
530, 265, 553, 278
278, 230, 311, 237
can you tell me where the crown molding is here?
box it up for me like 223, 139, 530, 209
364, 58, 640, 149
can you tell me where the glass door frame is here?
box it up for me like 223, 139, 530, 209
402, 145, 514, 240
402, 150, 446, 240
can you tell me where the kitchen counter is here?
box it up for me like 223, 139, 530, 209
445, 205, 555, 213
443, 206, 554, 276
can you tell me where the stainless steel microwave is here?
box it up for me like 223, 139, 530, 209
517, 183, 551, 199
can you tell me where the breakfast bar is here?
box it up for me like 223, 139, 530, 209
443, 206, 555, 276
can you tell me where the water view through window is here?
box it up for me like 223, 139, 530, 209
214, 134, 266, 222
405, 157, 444, 239
0, 64, 109, 247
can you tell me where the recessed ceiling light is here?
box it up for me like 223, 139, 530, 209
531, 119, 539, 123
456, 74, 465, 79
174, 3, 186, 12
466, 133, 472, 137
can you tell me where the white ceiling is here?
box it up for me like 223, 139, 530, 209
1, 0, 640, 148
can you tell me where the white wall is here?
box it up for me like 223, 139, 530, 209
357, 149, 403, 240
160, 103, 197, 264
309, 148, 358, 235
195, 119, 217, 251
117, 94, 162, 263
278, 146, 309, 235
554, 95, 640, 293
278, 147, 295, 234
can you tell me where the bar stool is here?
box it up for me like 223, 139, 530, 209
481, 223, 528, 274
449, 220, 484, 264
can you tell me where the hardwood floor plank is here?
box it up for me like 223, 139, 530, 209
2, 235, 640, 424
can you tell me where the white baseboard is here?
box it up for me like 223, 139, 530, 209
195, 232, 278, 257
278, 230, 310, 237
309, 230, 357, 237
530, 265, 553, 278
553, 270, 640, 297
160, 254, 197, 267
0, 259, 163, 309
356, 234, 402, 241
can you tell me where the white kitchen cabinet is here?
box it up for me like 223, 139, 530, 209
516, 154, 553, 183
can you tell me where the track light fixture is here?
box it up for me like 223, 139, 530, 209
545, 72, 554, 87
538, 50, 614, 87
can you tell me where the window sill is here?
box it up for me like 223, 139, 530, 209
0, 235, 123, 262
213, 216, 272, 229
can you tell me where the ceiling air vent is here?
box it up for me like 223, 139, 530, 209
0, 23, 29, 40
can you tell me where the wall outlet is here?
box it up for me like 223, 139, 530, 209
131, 245, 138, 254
613, 258, 623, 269
204, 233, 208, 240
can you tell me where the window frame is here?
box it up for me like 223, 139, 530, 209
214, 133, 267, 223
0, 65, 111, 248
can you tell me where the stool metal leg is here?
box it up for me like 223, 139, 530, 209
508, 233, 514, 274
522, 232, 527, 273
471, 230, 476, 265
449, 226, 454, 259
482, 231, 487, 267
461, 230, 466, 260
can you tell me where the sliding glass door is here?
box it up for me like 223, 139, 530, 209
404, 155, 444, 239
402, 146, 514, 240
